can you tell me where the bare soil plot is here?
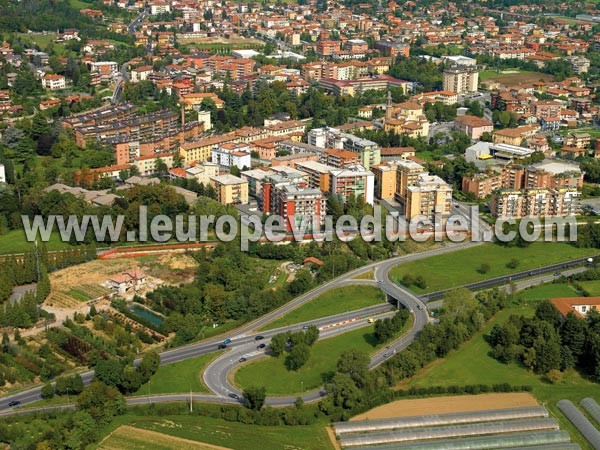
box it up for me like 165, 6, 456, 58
99, 425, 231, 450
484, 72, 554, 87
350, 393, 539, 421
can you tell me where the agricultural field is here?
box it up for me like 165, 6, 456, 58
390, 242, 598, 294
261, 285, 386, 331
401, 304, 600, 449
46, 284, 111, 308
236, 322, 407, 395
479, 69, 554, 85
105, 415, 333, 450
133, 353, 221, 396
351, 393, 540, 421
99, 425, 230, 450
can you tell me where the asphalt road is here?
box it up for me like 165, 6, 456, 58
2, 239, 594, 414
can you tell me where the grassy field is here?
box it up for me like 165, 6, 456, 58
578, 280, 600, 295
403, 304, 600, 450
261, 285, 386, 331
134, 353, 220, 396
479, 70, 553, 84
516, 283, 580, 301
107, 415, 333, 450
390, 242, 597, 294
236, 323, 405, 395
0, 229, 73, 255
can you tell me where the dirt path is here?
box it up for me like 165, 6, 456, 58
350, 393, 539, 421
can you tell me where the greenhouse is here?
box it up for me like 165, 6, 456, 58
558, 399, 600, 450
339, 418, 558, 447
347, 430, 575, 450
334, 406, 548, 435
581, 398, 600, 425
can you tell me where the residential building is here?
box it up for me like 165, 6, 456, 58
308, 127, 381, 169
564, 132, 591, 149
212, 142, 251, 170
241, 168, 276, 198
490, 188, 579, 219
492, 125, 540, 146
405, 173, 453, 221
210, 174, 249, 205
261, 173, 326, 231
133, 153, 174, 176
443, 65, 478, 94
179, 134, 237, 165
320, 149, 360, 168
271, 153, 319, 168
42, 74, 66, 90
550, 297, 600, 318
295, 160, 333, 192
453, 115, 493, 140
184, 162, 219, 185
330, 165, 375, 205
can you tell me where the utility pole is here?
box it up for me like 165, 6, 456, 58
189, 387, 193, 412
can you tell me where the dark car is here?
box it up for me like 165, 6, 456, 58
255, 335, 264, 341
417, 305, 423, 310
257, 343, 266, 349
239, 357, 247, 363
8, 401, 20, 407
302, 325, 309, 330
218, 344, 228, 349
228, 393, 240, 400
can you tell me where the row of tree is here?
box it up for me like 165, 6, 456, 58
269, 326, 320, 371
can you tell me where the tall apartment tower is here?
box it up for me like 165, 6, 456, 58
443, 65, 479, 94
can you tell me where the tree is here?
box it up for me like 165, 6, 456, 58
70, 374, 84, 395
478, 263, 490, 274
336, 349, 370, 388
138, 350, 160, 379
41, 383, 54, 399
94, 359, 123, 388
535, 300, 563, 329
269, 332, 288, 357
442, 288, 475, 320
329, 372, 363, 410
286, 342, 311, 371
560, 312, 587, 358
76, 381, 125, 425
243, 386, 266, 410
304, 325, 319, 346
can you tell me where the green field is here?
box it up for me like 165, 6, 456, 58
105, 415, 333, 450
236, 323, 404, 395
516, 283, 580, 301
390, 242, 597, 294
261, 285, 386, 331
0, 229, 73, 255
405, 304, 600, 450
133, 353, 220, 396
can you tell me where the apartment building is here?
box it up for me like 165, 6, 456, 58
184, 162, 219, 185
210, 174, 249, 205
179, 134, 237, 165
329, 165, 375, 205
317, 76, 409, 97
492, 124, 540, 146
490, 188, 579, 219
241, 168, 277, 198
261, 174, 326, 231
443, 65, 478, 94
308, 127, 381, 169
405, 173, 453, 221
295, 160, 332, 192
462, 162, 583, 200
384, 101, 430, 138
212, 142, 251, 170
271, 153, 319, 168
133, 153, 174, 176
531, 101, 562, 131
564, 132, 591, 149
372, 159, 427, 202
320, 149, 360, 168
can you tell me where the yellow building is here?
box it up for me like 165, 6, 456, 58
179, 134, 236, 165
384, 101, 430, 138
373, 164, 397, 199
210, 174, 249, 205
373, 159, 427, 201
405, 173, 453, 220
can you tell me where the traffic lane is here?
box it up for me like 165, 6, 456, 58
206, 312, 398, 400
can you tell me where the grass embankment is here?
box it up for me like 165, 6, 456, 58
390, 242, 597, 294
133, 353, 221, 396
236, 320, 409, 396
0, 230, 73, 255
102, 415, 333, 450
261, 285, 386, 331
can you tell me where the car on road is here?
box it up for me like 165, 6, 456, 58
383, 353, 391, 358
8, 401, 20, 407
417, 305, 423, 310
302, 325, 309, 329
554, 271, 562, 276
223, 338, 232, 345
228, 393, 240, 400
367, 318, 375, 323
257, 343, 266, 349
218, 344, 228, 349
255, 335, 264, 341
239, 357, 247, 363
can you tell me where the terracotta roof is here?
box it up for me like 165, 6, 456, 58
550, 297, 600, 318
